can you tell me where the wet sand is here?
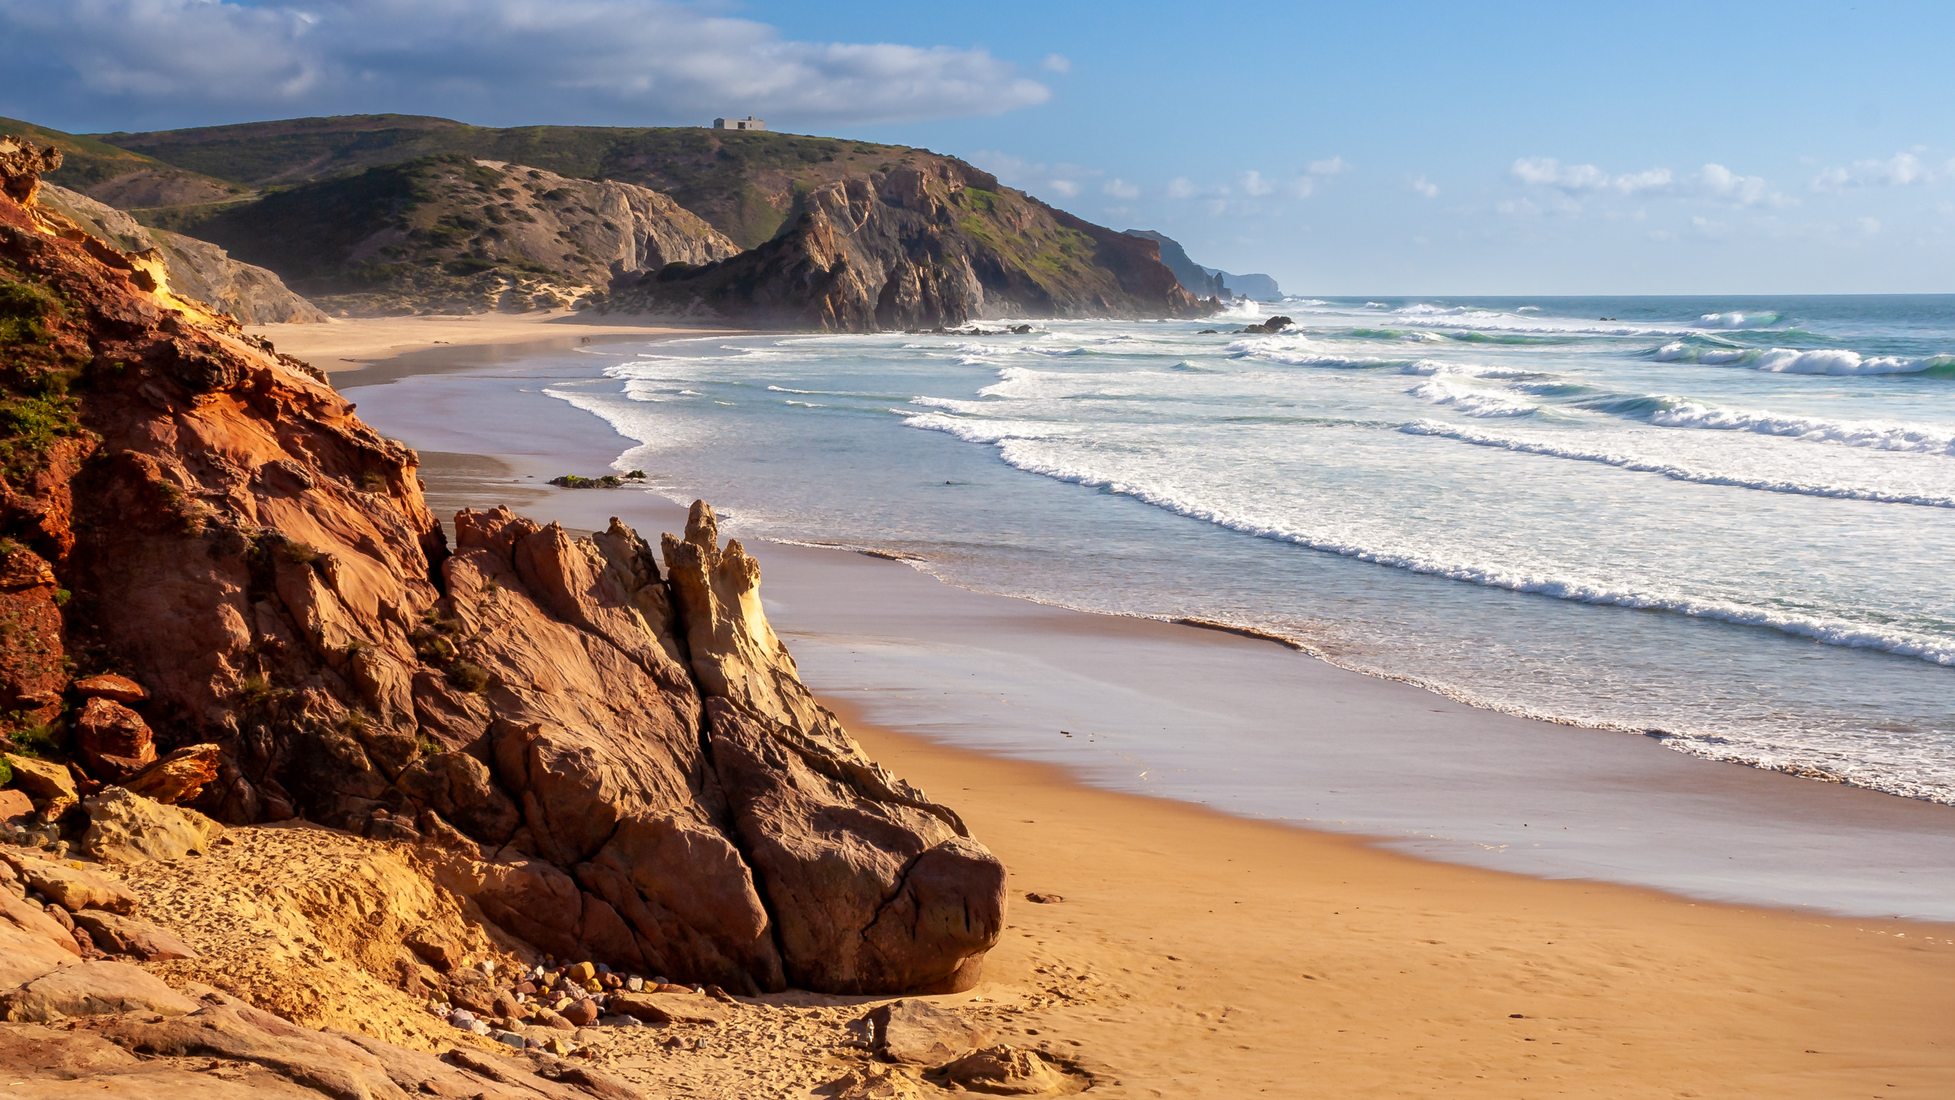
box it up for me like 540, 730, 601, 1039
270, 314, 1955, 1096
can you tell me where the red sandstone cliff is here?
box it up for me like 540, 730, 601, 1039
0, 136, 1006, 996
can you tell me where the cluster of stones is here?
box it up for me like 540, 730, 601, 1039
2, 674, 222, 850
428, 955, 728, 1057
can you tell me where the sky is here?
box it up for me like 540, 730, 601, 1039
3, 0, 1953, 295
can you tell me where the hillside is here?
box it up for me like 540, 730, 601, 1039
62, 115, 1208, 328
0, 115, 246, 210
178, 154, 740, 314
97, 114, 925, 248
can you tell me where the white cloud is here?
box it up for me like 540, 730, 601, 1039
1858, 216, 1883, 236
1040, 52, 1071, 74
1287, 176, 1316, 199
1047, 178, 1080, 198
1512, 157, 1674, 196
1409, 175, 1439, 199
0, 0, 1053, 127
1166, 176, 1198, 199
1307, 155, 1349, 177
1811, 151, 1933, 192
1513, 156, 1796, 208
1103, 177, 1140, 200
1240, 170, 1275, 197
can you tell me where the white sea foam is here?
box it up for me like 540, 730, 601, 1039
1400, 420, 1955, 508
898, 415, 1955, 667
1654, 342, 1955, 375
1650, 402, 1955, 455
1697, 310, 1782, 328
1406, 379, 1538, 417
1227, 342, 1537, 380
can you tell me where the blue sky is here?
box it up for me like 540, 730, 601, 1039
4, 0, 1953, 294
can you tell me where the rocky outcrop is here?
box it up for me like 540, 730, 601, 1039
39, 184, 326, 324
607, 159, 1209, 331
184, 155, 741, 315
0, 136, 1003, 995
0, 842, 643, 1098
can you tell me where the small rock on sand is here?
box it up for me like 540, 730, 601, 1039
865, 1000, 992, 1066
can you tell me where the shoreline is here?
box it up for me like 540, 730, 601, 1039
313, 313, 1955, 922
270, 313, 1955, 1093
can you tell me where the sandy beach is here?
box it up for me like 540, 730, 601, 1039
255, 310, 740, 377
274, 313, 1955, 1097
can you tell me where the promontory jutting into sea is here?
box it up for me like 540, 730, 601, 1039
547, 294, 1955, 805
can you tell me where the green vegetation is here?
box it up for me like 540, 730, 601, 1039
0, 273, 85, 483
445, 660, 491, 693
3, 718, 63, 759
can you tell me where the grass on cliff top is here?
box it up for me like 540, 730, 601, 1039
0, 115, 247, 206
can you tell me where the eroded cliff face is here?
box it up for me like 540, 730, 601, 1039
39, 183, 326, 324
607, 158, 1209, 331
0, 137, 1004, 996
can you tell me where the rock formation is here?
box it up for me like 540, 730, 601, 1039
0, 135, 1004, 994
0, 838, 642, 1098
610, 159, 1208, 331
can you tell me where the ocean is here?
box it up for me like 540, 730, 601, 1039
542, 295, 1955, 807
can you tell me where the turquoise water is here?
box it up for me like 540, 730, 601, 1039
544, 295, 1955, 804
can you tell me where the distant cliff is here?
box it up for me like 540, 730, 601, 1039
1125, 229, 1283, 302
21, 115, 1204, 329
608, 160, 1207, 330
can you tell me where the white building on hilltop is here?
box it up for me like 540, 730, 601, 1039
712, 116, 766, 131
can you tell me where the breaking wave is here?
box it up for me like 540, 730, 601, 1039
1697, 310, 1783, 328
1400, 420, 1955, 509
1406, 379, 1538, 417
899, 411, 1955, 667
1653, 342, 1955, 376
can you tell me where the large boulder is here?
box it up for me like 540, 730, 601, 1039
79, 786, 224, 864
74, 698, 158, 781
3, 754, 78, 820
